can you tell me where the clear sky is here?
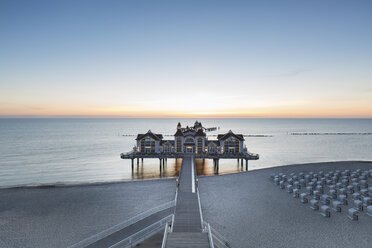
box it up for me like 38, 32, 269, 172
1, 0, 371, 118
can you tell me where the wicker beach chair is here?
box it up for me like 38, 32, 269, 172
274, 177, 280, 185
338, 188, 347, 197
348, 208, 359, 220
320, 205, 331, 217
300, 193, 309, 203
352, 192, 361, 200
321, 194, 331, 205
331, 200, 342, 212
294, 181, 301, 189
353, 200, 363, 211
360, 189, 368, 196
313, 190, 321, 200
328, 185, 336, 191
293, 189, 300, 198
310, 199, 319, 211
329, 189, 337, 199
360, 180, 368, 189
287, 184, 293, 193
347, 185, 354, 194
352, 182, 361, 192
315, 185, 324, 194
367, 206, 372, 217
362, 197, 371, 207
299, 179, 306, 187
338, 194, 348, 205
306, 186, 313, 196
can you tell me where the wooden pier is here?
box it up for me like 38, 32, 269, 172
166, 155, 210, 248
121, 151, 259, 171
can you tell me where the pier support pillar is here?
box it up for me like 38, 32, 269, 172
246, 159, 248, 171
237, 158, 239, 163
131, 159, 134, 170
216, 159, 219, 171
141, 158, 143, 163
241, 158, 243, 167
137, 158, 139, 165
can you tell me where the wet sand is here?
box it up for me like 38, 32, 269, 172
199, 161, 372, 248
0, 179, 176, 248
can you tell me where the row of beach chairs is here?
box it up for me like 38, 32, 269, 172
271, 168, 372, 220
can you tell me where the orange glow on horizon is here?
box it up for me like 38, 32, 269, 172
0, 103, 371, 118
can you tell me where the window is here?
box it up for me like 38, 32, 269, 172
164, 143, 170, 153
141, 137, 155, 153
224, 138, 239, 154
208, 144, 216, 154
176, 138, 182, 152
197, 138, 203, 154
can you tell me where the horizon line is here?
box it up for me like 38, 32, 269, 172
1, 115, 372, 119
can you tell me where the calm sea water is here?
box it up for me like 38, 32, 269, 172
0, 118, 371, 187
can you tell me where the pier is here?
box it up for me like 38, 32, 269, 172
70, 156, 231, 247
121, 151, 259, 171
121, 121, 259, 171
165, 156, 210, 247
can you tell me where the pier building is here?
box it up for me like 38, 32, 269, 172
121, 121, 259, 171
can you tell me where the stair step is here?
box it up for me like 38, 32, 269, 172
166, 232, 210, 248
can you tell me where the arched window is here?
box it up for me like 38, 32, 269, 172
185, 137, 194, 143
164, 143, 171, 153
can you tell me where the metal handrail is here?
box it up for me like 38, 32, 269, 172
69, 201, 175, 248
207, 223, 214, 248
197, 190, 204, 230
161, 223, 170, 248
202, 221, 231, 248
109, 215, 173, 248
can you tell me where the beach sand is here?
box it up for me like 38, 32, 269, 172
0, 179, 176, 248
199, 161, 372, 248
1, 161, 371, 248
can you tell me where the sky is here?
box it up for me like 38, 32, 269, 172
0, 0, 372, 118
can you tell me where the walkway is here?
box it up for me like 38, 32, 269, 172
167, 156, 210, 248
82, 207, 174, 248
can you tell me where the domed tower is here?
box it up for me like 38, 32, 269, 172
177, 122, 182, 130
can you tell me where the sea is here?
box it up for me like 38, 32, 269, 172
0, 118, 371, 188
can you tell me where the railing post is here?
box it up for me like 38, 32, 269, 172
208, 223, 214, 248
161, 223, 169, 248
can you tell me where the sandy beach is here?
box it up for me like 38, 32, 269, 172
1, 161, 371, 248
199, 161, 372, 248
0, 179, 176, 248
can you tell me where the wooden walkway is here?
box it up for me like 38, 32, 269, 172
167, 156, 210, 248
84, 207, 174, 248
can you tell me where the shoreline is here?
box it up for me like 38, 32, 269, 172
1, 160, 371, 190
